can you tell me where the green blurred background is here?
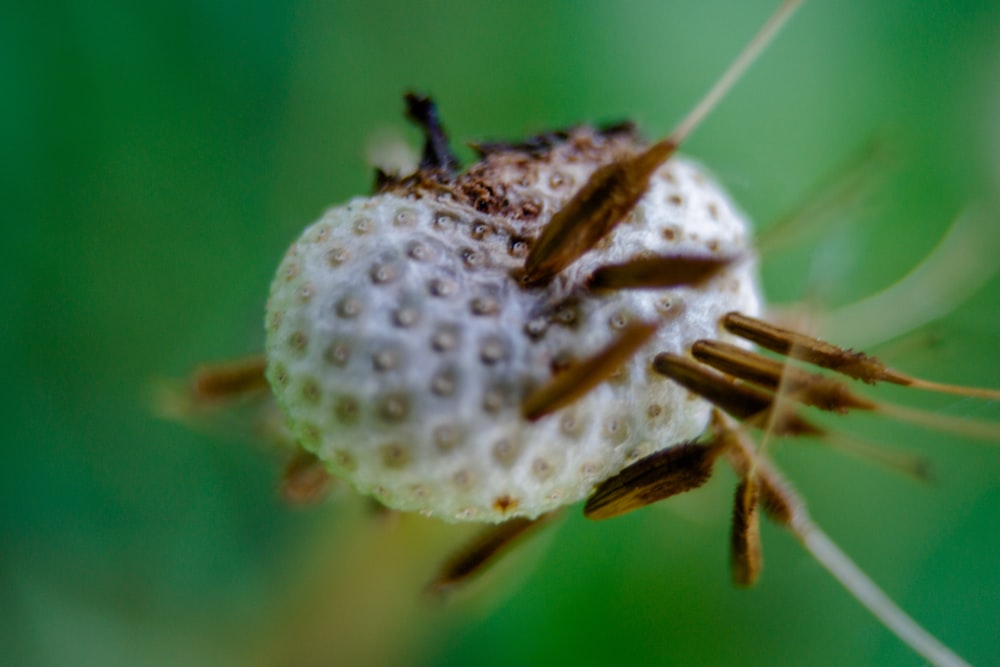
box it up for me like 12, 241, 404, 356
4, 1, 1000, 665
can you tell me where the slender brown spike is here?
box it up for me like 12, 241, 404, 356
425, 512, 557, 598
584, 438, 725, 521
587, 255, 734, 291
731, 477, 762, 587
651, 352, 823, 436
692, 339, 877, 413
191, 354, 270, 401
522, 321, 658, 421
724, 312, 1000, 401
708, 365, 932, 480
694, 341, 1000, 444
721, 312, 913, 385
522, 140, 676, 286
280, 449, 334, 505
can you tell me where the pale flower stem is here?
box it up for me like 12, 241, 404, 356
668, 0, 802, 146
790, 513, 971, 667
726, 419, 970, 666
790, 508, 969, 667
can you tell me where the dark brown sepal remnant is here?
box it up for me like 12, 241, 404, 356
522, 321, 659, 421
425, 512, 556, 598
691, 340, 877, 413
522, 139, 677, 286
191, 355, 269, 402
652, 352, 822, 436
597, 119, 638, 138
588, 255, 734, 291
404, 93, 460, 174
280, 449, 334, 505
470, 130, 572, 159
470, 121, 635, 159
730, 477, 762, 587
721, 312, 913, 386
584, 439, 724, 521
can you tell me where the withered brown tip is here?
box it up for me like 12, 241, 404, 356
404, 92, 461, 174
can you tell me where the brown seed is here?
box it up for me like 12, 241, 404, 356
522, 139, 677, 286
281, 450, 333, 505
730, 477, 762, 588
425, 514, 550, 597
585, 439, 723, 521
721, 312, 912, 386
191, 355, 269, 401
652, 352, 822, 436
691, 339, 876, 413
522, 321, 658, 421
588, 255, 732, 291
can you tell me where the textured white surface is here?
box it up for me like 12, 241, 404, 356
266, 154, 761, 522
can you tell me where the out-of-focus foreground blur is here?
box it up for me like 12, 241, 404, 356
3, 2, 1000, 665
